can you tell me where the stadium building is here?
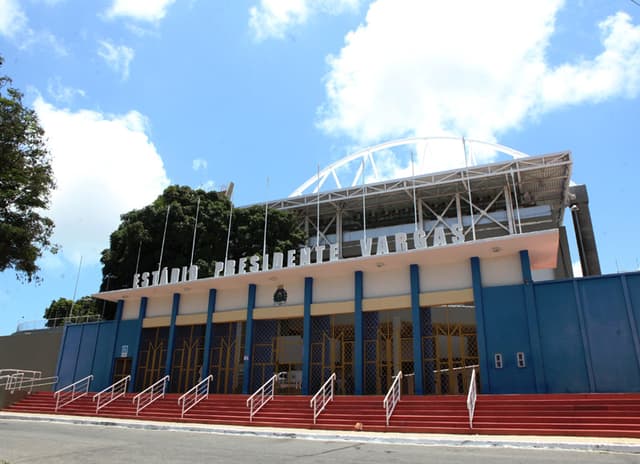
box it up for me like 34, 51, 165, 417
54, 137, 640, 398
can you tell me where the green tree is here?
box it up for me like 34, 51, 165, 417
99, 185, 306, 317
44, 298, 72, 327
44, 296, 101, 327
0, 55, 56, 282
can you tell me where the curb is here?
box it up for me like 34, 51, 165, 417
2, 412, 640, 454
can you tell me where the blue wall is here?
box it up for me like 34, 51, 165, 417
480, 271, 640, 394
56, 320, 139, 392
55, 269, 640, 395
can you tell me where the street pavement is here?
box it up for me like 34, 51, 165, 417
1, 412, 640, 463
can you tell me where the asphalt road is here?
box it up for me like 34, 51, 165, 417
1, 420, 639, 464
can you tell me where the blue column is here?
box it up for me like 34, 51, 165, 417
354, 271, 364, 395
410, 264, 424, 395
164, 293, 180, 377
129, 297, 147, 392
242, 284, 257, 394
520, 250, 547, 393
201, 289, 217, 379
302, 277, 313, 395
470, 258, 491, 393
108, 299, 125, 385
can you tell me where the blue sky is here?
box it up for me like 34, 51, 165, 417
1, 0, 640, 335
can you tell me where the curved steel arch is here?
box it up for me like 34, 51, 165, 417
290, 136, 529, 197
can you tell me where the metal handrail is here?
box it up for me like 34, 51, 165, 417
54, 375, 93, 411
383, 371, 403, 427
467, 368, 478, 429
0, 369, 42, 393
246, 374, 278, 422
178, 375, 213, 418
93, 375, 131, 413
9, 375, 57, 393
310, 372, 336, 424
433, 364, 479, 374
132, 375, 169, 416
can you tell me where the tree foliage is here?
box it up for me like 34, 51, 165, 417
100, 185, 306, 298
43, 296, 101, 327
0, 55, 56, 282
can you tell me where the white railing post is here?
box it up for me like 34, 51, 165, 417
309, 373, 336, 424
54, 375, 93, 411
383, 371, 403, 427
467, 368, 478, 429
93, 375, 131, 413
132, 375, 170, 416
178, 375, 213, 418
246, 374, 277, 422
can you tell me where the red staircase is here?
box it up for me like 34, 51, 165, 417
4, 392, 640, 438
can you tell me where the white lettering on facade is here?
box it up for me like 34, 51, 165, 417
131, 225, 468, 288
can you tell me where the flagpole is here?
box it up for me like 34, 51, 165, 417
462, 138, 476, 241
134, 240, 142, 276
68, 255, 83, 319
262, 177, 269, 259
411, 151, 418, 231
190, 197, 201, 266
224, 194, 233, 266
316, 164, 321, 247
361, 158, 367, 241
158, 205, 171, 272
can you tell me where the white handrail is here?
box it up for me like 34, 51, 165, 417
467, 368, 478, 428
310, 373, 336, 424
246, 374, 278, 422
178, 375, 213, 418
433, 364, 479, 374
0, 369, 43, 393
132, 375, 170, 416
93, 375, 130, 413
54, 375, 93, 411
383, 371, 403, 427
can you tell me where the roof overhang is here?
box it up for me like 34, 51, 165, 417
94, 229, 559, 302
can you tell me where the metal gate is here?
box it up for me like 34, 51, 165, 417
170, 325, 205, 393
209, 321, 245, 394
423, 305, 479, 395
135, 327, 169, 391
310, 314, 355, 394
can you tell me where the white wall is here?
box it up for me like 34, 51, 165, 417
532, 268, 556, 282
364, 267, 410, 298
216, 287, 248, 312
179, 291, 209, 315
480, 254, 523, 287
146, 294, 174, 317
122, 298, 140, 320
256, 279, 304, 307
420, 261, 472, 291
314, 274, 354, 303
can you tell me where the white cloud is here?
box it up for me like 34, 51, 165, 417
249, 0, 360, 41
106, 0, 176, 22
199, 180, 216, 191
98, 40, 135, 80
46, 77, 86, 104
319, 1, 640, 172
0, 0, 67, 55
34, 97, 170, 266
0, 0, 27, 38
192, 158, 207, 171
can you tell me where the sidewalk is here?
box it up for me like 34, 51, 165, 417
2, 410, 640, 454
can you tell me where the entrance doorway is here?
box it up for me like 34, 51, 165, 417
423, 305, 479, 395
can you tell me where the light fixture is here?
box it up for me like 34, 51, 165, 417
376, 262, 384, 268
491, 246, 502, 253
